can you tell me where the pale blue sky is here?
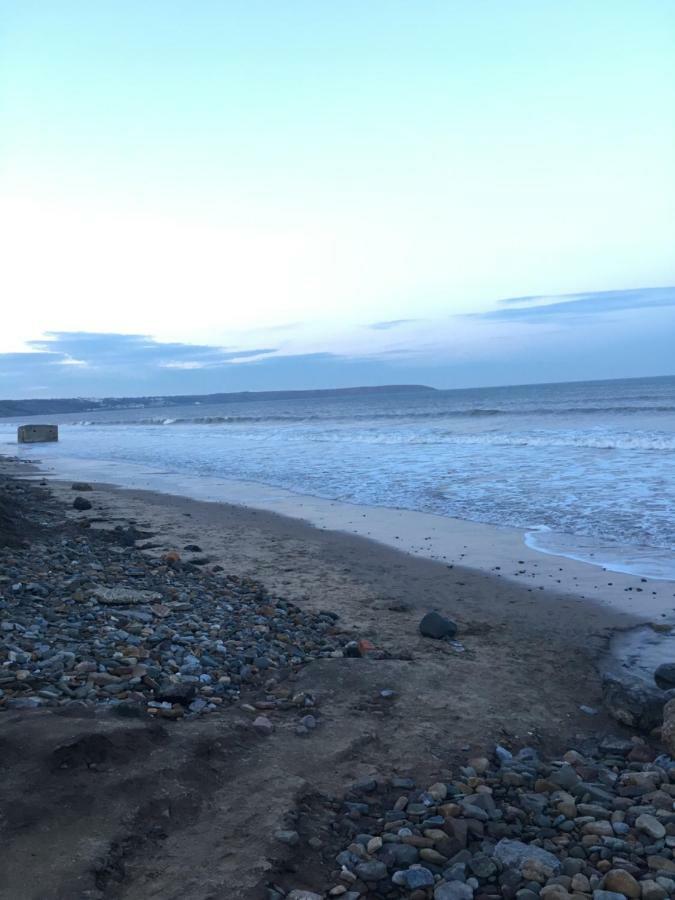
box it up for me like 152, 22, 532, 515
1, 1, 674, 395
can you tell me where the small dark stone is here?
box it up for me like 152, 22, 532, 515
72, 497, 92, 511
154, 681, 197, 704
71, 482, 93, 491
183, 544, 202, 552
419, 611, 458, 639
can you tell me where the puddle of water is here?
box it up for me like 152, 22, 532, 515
606, 625, 675, 686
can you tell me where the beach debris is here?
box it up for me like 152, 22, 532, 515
419, 611, 458, 640
72, 496, 92, 511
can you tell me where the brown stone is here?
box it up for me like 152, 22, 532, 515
603, 868, 640, 898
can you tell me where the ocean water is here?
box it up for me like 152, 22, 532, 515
2, 376, 674, 579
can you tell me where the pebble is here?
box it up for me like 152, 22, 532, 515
310, 742, 675, 900
252, 716, 274, 735
274, 829, 299, 846
0, 474, 349, 717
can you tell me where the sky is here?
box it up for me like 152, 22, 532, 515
1, 1, 674, 397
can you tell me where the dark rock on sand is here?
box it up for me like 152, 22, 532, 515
601, 672, 674, 731
71, 482, 93, 491
72, 496, 92, 511
155, 681, 197, 704
655, 662, 675, 689
419, 611, 457, 639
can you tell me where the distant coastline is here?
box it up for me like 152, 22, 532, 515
0, 383, 436, 419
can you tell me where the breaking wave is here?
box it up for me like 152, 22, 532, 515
66, 403, 675, 428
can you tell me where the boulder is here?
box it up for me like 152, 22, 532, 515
155, 681, 197, 704
72, 496, 92, 511
419, 611, 457, 639
601, 672, 674, 731
661, 696, 675, 756
655, 662, 675, 689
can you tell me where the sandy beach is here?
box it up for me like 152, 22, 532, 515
2, 455, 675, 899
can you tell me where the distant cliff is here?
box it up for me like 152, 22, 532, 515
0, 384, 436, 418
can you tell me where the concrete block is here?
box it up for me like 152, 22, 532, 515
17, 424, 59, 443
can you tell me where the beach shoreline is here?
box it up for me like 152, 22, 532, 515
2, 453, 674, 898
8, 449, 675, 619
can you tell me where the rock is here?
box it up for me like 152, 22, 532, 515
252, 715, 274, 735
392, 867, 435, 889
419, 612, 457, 639
539, 888, 571, 900
655, 662, 675, 688
592, 893, 629, 900
639, 880, 667, 900
570, 873, 590, 892
427, 782, 448, 802
71, 482, 93, 491
155, 681, 196, 704
92, 587, 162, 605
602, 869, 640, 898
661, 696, 675, 756
434, 883, 474, 900
354, 861, 387, 881
636, 813, 666, 840
275, 830, 300, 846
493, 839, 561, 876
601, 673, 671, 731
647, 855, 675, 873
72, 496, 92, 511
287, 893, 322, 900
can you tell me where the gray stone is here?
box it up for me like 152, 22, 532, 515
493, 839, 561, 875
286, 893, 322, 900
91, 586, 162, 606
275, 830, 300, 846
434, 883, 474, 900
73, 496, 92, 511
602, 673, 673, 732
155, 681, 196, 704
392, 866, 435, 889
354, 860, 387, 881
419, 611, 457, 639
636, 813, 666, 840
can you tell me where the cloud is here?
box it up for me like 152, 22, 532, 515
475, 286, 675, 321
1, 286, 674, 399
368, 318, 422, 330
26, 332, 278, 368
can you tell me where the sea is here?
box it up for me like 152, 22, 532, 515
2, 376, 674, 580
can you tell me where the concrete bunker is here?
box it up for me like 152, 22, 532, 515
17, 424, 59, 443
